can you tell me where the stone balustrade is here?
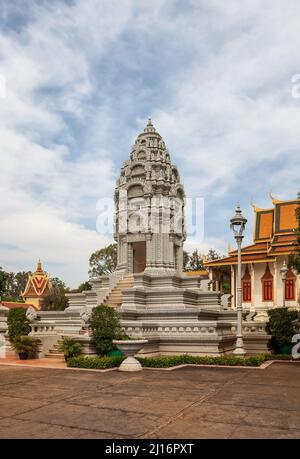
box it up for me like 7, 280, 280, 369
30, 321, 56, 335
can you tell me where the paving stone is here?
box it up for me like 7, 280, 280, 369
229, 425, 300, 439
152, 419, 237, 439
0, 363, 299, 439
0, 395, 48, 418
67, 392, 192, 416
16, 401, 162, 437
0, 418, 112, 439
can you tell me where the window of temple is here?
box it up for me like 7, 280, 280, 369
261, 264, 273, 302
263, 280, 273, 301
285, 268, 296, 300
242, 265, 251, 302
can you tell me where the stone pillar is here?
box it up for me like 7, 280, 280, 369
145, 233, 152, 269
176, 243, 183, 274
250, 263, 255, 312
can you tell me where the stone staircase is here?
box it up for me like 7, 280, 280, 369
104, 274, 134, 308
45, 339, 65, 360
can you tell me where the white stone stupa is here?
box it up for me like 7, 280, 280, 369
26, 119, 269, 357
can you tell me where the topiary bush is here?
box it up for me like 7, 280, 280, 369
7, 308, 31, 343
89, 305, 123, 356
267, 308, 298, 353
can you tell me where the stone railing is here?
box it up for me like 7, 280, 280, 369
29, 321, 57, 335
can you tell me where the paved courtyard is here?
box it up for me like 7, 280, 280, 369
0, 362, 299, 439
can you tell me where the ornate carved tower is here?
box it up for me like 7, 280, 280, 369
114, 118, 186, 275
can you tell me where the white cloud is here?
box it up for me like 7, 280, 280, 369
0, 1, 299, 286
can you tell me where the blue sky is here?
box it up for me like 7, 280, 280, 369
0, 0, 299, 286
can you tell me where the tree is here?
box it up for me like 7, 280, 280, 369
7, 308, 31, 342
42, 277, 69, 311
183, 248, 224, 272
206, 249, 222, 261
183, 251, 190, 271
11, 271, 32, 299
89, 243, 117, 277
188, 249, 204, 271
0, 267, 9, 297
0, 268, 31, 301
290, 192, 300, 274
90, 305, 123, 356
77, 281, 92, 292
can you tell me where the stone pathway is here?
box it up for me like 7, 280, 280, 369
0, 357, 67, 369
0, 362, 299, 438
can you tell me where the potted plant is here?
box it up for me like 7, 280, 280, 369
58, 337, 82, 362
11, 336, 39, 360
112, 337, 148, 372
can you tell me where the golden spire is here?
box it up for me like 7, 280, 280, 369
228, 243, 232, 254
36, 258, 43, 274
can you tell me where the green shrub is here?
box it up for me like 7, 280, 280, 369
67, 354, 271, 369
137, 354, 267, 367
267, 308, 298, 351
11, 336, 39, 358
66, 353, 299, 370
262, 353, 297, 361
58, 338, 82, 360
7, 308, 31, 342
90, 305, 123, 356
67, 355, 125, 369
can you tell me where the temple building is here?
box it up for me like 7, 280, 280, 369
205, 196, 299, 321
22, 260, 52, 310
0, 260, 51, 312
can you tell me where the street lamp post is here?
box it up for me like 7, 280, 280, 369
230, 204, 247, 357
280, 260, 288, 308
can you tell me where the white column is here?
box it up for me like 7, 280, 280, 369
250, 263, 255, 312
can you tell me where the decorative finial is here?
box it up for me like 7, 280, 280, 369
147, 117, 153, 126
269, 189, 275, 201
269, 190, 284, 205
36, 258, 43, 273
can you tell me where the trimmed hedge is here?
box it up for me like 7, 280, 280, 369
137, 354, 267, 367
67, 355, 125, 369
66, 353, 298, 370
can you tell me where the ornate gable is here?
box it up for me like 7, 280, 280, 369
22, 260, 52, 308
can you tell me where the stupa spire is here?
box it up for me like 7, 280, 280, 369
143, 116, 157, 134
36, 258, 43, 274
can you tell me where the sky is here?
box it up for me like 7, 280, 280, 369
0, 0, 299, 287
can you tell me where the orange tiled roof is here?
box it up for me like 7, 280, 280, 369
205, 196, 299, 268
0, 301, 36, 310
185, 269, 209, 277
22, 259, 51, 299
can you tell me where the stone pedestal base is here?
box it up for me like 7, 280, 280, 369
119, 356, 143, 372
